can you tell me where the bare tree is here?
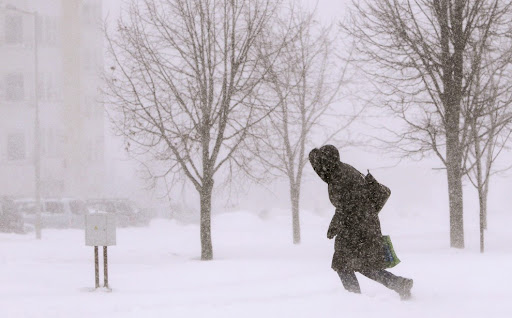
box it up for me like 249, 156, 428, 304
104, 0, 286, 260
252, 6, 355, 244
465, 47, 512, 252
344, 0, 512, 248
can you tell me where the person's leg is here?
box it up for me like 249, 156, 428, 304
359, 269, 397, 289
337, 270, 361, 293
359, 269, 413, 299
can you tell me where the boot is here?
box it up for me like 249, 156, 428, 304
395, 278, 413, 300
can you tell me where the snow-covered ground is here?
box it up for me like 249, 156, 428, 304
1, 207, 511, 318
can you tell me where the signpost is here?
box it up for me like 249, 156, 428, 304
85, 213, 116, 290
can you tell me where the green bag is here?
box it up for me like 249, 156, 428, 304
382, 235, 401, 268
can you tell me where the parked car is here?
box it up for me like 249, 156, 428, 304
0, 196, 24, 233
15, 198, 88, 229
86, 198, 151, 227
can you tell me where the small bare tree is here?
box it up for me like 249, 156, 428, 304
464, 48, 512, 253
344, 0, 512, 248
252, 6, 355, 244
104, 0, 286, 260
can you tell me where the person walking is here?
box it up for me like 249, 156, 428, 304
309, 144, 413, 300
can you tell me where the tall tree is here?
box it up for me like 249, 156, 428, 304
253, 6, 355, 244
104, 0, 286, 260
344, 0, 512, 248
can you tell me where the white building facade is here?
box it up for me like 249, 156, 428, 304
0, 0, 105, 199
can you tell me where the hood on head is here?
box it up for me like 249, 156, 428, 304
309, 145, 340, 183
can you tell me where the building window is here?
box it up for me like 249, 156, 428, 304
46, 129, 57, 157
37, 16, 58, 47
82, 3, 101, 25
83, 95, 95, 118
86, 140, 92, 162
95, 136, 104, 161
39, 73, 60, 101
45, 17, 58, 46
5, 73, 24, 101
95, 102, 104, 118
7, 133, 26, 161
40, 128, 46, 156
5, 15, 23, 44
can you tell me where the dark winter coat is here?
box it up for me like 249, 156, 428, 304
309, 145, 387, 272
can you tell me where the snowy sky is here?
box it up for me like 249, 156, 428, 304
99, 1, 436, 210
99, 0, 512, 216
103, 1, 351, 25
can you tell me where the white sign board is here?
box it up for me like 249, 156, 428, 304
85, 213, 116, 246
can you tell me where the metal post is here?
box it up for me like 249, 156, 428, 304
94, 246, 99, 288
33, 11, 42, 240
103, 246, 108, 288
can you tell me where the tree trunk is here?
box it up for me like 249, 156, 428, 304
475, 139, 486, 253
482, 132, 494, 230
444, 96, 465, 250
439, 0, 464, 249
478, 187, 485, 253
472, 123, 485, 253
445, 99, 464, 249
446, 156, 464, 248
290, 183, 301, 244
199, 179, 214, 260
482, 182, 488, 230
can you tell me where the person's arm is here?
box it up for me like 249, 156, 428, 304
327, 209, 343, 239
364, 170, 391, 213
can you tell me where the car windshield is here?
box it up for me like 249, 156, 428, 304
45, 201, 64, 214
70, 201, 87, 215
115, 201, 135, 215
16, 201, 37, 214
88, 201, 116, 213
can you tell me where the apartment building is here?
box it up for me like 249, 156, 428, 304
0, 0, 105, 198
